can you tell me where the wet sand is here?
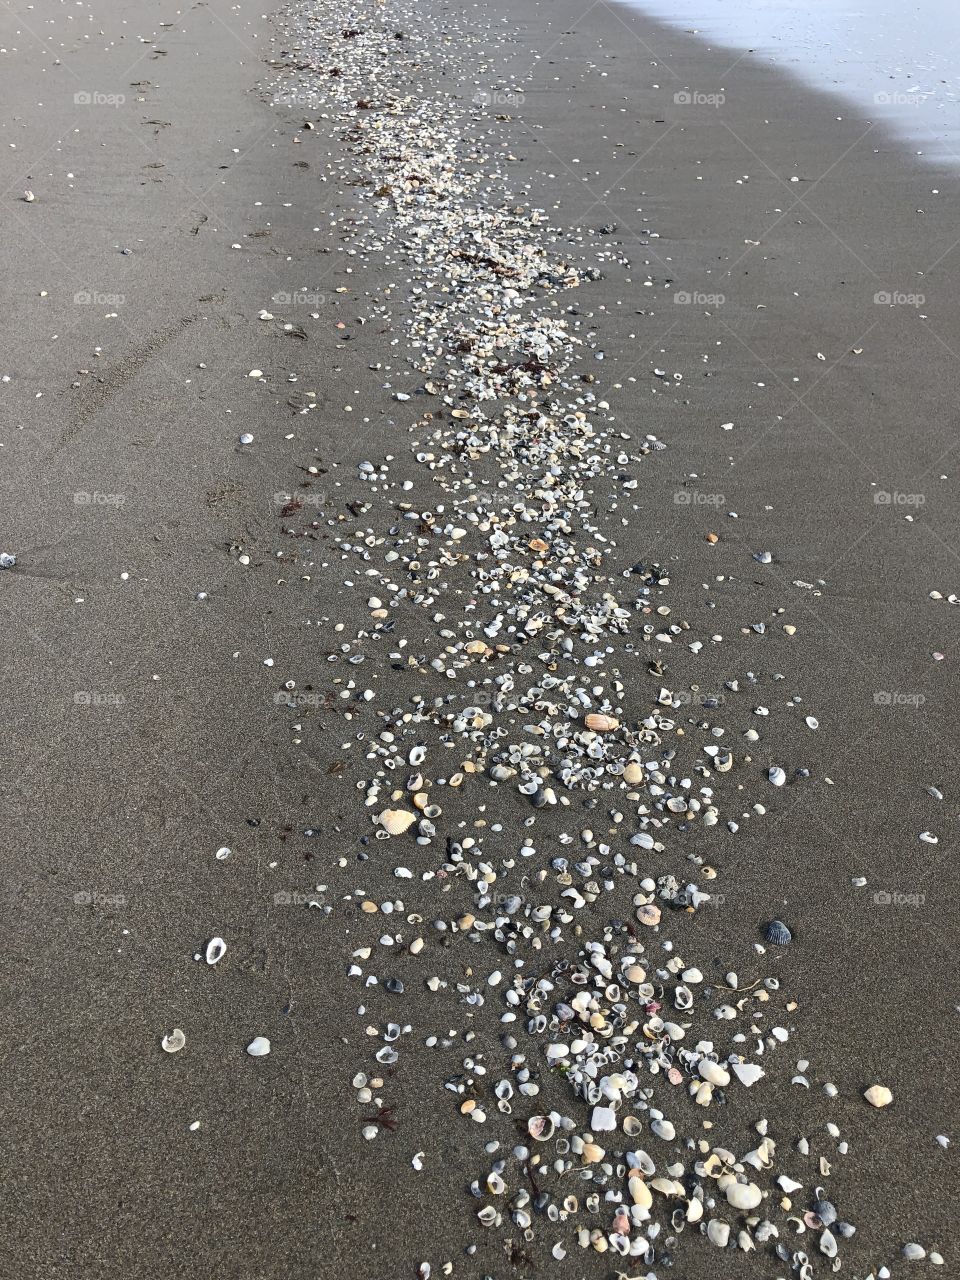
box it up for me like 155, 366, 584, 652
1, 0, 958, 1276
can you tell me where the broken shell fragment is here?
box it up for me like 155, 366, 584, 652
161, 1028, 186, 1054
864, 1084, 893, 1108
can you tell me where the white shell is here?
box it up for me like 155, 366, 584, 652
726, 1182, 762, 1211
378, 808, 417, 835
246, 1036, 271, 1057
707, 1220, 731, 1247
731, 1062, 765, 1088
161, 1028, 186, 1054
205, 936, 227, 965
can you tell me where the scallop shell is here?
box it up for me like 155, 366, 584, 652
764, 919, 793, 945
378, 808, 417, 835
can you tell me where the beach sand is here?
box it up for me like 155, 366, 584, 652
1, 0, 958, 1275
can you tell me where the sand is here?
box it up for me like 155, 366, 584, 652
1, 0, 958, 1275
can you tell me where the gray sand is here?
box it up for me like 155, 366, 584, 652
1, 0, 957, 1276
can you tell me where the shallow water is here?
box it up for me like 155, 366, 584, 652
630, 0, 960, 160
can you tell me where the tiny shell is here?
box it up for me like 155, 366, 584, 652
246, 1036, 271, 1057
205, 937, 227, 965
637, 903, 662, 927
768, 766, 786, 786
161, 1028, 186, 1054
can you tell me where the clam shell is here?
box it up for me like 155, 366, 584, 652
706, 1219, 731, 1247
246, 1036, 271, 1057
726, 1181, 762, 1211
764, 919, 792, 945
527, 1114, 555, 1141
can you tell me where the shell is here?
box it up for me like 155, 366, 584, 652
378, 808, 417, 835
764, 919, 792, 945
726, 1182, 762, 1211
864, 1083, 893, 1108
161, 1028, 186, 1054
636, 903, 662, 928
699, 1059, 731, 1087
622, 760, 645, 784
585, 713, 619, 732
527, 1114, 555, 1141
205, 936, 227, 965
706, 1220, 731, 1247
246, 1036, 271, 1057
